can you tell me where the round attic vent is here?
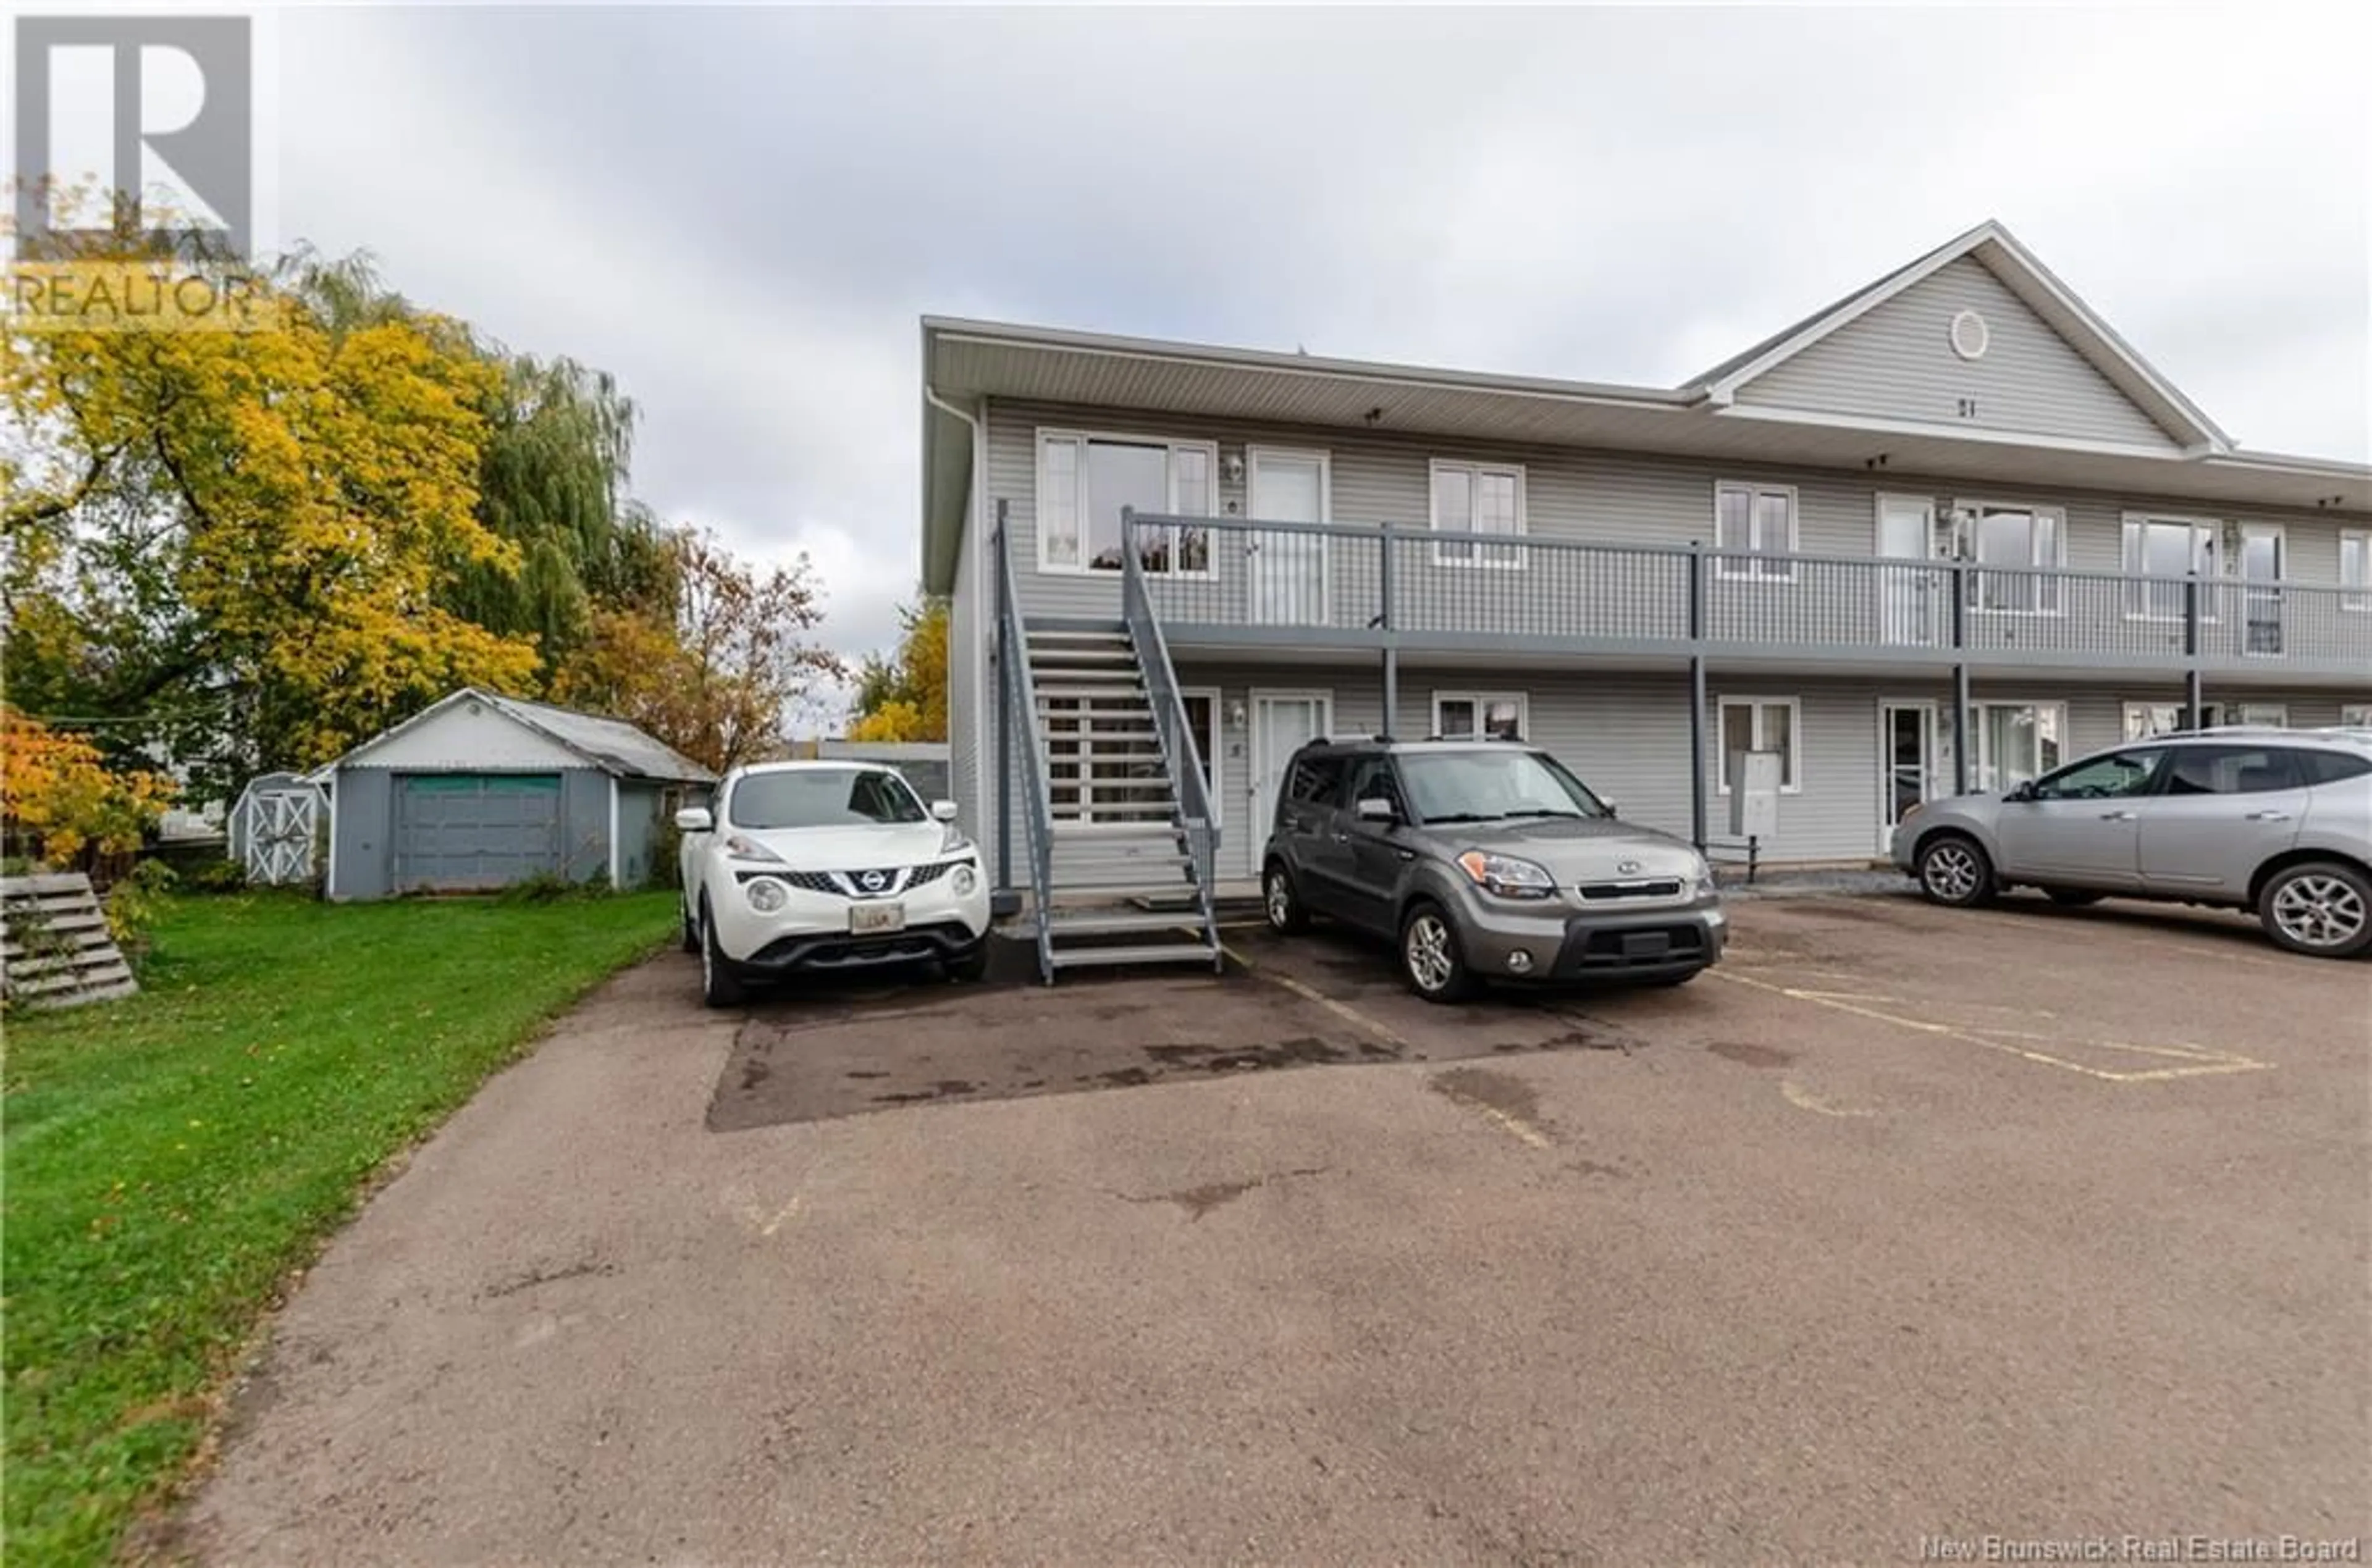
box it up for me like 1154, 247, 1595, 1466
1949, 309, 1990, 361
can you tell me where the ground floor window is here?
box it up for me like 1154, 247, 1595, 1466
1967, 702, 2065, 794
1717, 697, 1800, 793
1432, 691, 1526, 741
2344, 704, 2372, 728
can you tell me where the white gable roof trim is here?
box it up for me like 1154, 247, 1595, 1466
332, 688, 717, 782
1694, 220, 2232, 455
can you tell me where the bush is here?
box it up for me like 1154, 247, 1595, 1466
495, 870, 613, 906
103, 858, 177, 958
180, 860, 251, 895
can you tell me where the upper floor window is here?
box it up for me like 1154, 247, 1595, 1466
1038, 430, 1216, 576
2121, 515, 2218, 621
1963, 502, 2064, 614
1430, 460, 1525, 568
2343, 530, 2370, 613
1714, 482, 1798, 582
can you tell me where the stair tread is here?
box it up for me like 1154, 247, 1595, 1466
1048, 941, 1223, 970
1044, 908, 1208, 934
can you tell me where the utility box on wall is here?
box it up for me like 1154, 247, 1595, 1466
1728, 750, 1782, 841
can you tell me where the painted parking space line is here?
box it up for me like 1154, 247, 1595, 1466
1219, 941, 1410, 1054
1709, 968, 2273, 1083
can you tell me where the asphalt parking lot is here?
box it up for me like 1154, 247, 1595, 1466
189, 891, 2371, 1564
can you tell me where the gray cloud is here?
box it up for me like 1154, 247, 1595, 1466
272, 6, 2370, 721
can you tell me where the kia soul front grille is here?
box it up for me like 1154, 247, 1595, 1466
1577, 878, 1684, 901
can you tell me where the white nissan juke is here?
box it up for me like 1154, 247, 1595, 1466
676, 760, 991, 1007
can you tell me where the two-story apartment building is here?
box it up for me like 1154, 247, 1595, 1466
918, 220, 2372, 979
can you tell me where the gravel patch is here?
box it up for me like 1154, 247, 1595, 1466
1717, 866, 1919, 901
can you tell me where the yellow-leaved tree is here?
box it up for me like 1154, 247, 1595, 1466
2, 255, 542, 784
846, 598, 949, 742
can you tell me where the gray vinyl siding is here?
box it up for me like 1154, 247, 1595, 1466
980, 399, 2371, 632
959, 388, 2369, 886
1734, 256, 2181, 451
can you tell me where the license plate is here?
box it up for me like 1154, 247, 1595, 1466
1621, 931, 1672, 957
849, 901, 906, 935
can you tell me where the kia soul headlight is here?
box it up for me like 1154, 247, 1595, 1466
1455, 850, 1557, 900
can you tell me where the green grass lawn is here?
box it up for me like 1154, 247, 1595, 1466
2, 889, 676, 1564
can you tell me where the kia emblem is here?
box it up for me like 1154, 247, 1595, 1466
860, 870, 888, 892
1617, 859, 1643, 875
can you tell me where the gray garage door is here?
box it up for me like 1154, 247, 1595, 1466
394, 774, 565, 892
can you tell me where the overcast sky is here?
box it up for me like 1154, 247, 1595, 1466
271, 5, 2370, 713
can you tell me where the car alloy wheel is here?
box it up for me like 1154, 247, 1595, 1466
1404, 912, 1455, 994
1920, 840, 1984, 904
2269, 871, 2367, 952
1263, 864, 1308, 933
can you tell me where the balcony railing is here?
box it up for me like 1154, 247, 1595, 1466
1116, 511, 2372, 672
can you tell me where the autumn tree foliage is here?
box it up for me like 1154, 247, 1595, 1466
0, 708, 175, 871
846, 598, 949, 743
552, 527, 840, 774
2, 256, 540, 786
1, 246, 762, 800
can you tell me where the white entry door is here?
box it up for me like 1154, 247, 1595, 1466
1877, 700, 1954, 852
1248, 691, 1332, 877
1877, 495, 1940, 645
1248, 448, 1330, 626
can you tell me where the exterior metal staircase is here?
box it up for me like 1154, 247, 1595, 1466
994, 511, 1223, 983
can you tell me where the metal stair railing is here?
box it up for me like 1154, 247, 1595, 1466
993, 506, 1057, 984
1121, 508, 1223, 969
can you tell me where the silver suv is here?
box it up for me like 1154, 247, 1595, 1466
1260, 738, 1726, 1001
1892, 727, 2372, 958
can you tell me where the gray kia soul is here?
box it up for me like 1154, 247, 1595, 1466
1260, 737, 1726, 1001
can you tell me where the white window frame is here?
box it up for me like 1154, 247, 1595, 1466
1958, 498, 2067, 616
1431, 690, 1529, 742
1715, 697, 1802, 795
1035, 428, 1221, 579
1428, 459, 1528, 570
2342, 530, 2371, 613
1712, 480, 1800, 583
2119, 513, 2220, 623
2340, 703, 2371, 728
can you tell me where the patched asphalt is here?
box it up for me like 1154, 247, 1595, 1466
182, 891, 2372, 1565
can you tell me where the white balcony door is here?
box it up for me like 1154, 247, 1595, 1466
1248, 448, 1329, 626
1877, 495, 1940, 645
2239, 523, 2284, 655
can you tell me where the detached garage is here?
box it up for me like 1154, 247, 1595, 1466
322, 687, 715, 900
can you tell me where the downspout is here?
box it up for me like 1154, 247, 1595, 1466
923, 385, 1004, 898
